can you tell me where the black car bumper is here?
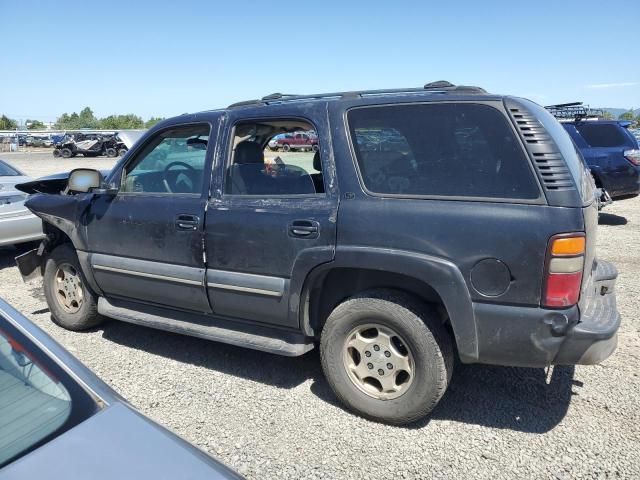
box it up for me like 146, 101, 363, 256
471, 260, 620, 368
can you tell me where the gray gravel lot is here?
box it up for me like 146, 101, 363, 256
1, 151, 639, 478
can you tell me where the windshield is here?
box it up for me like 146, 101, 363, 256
0, 313, 99, 467
0, 161, 22, 177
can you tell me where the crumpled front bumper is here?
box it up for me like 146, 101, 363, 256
471, 260, 620, 368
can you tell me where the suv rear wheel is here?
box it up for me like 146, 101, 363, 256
43, 244, 104, 331
320, 289, 453, 424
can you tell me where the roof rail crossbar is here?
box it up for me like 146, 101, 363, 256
228, 82, 487, 108
545, 102, 605, 121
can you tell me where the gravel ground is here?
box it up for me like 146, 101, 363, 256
1, 152, 639, 479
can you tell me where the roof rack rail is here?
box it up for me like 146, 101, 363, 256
228, 81, 486, 108
545, 102, 605, 121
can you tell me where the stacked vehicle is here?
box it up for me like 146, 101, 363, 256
52, 132, 142, 158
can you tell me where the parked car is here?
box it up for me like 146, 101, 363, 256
0, 297, 241, 478
0, 160, 44, 248
271, 131, 319, 152
560, 120, 640, 200
15, 81, 620, 425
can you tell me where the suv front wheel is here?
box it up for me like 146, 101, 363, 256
320, 289, 453, 425
43, 244, 104, 331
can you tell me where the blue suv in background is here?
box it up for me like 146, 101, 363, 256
563, 121, 639, 200
546, 104, 640, 200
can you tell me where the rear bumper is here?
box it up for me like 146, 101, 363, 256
600, 165, 640, 199
471, 260, 620, 367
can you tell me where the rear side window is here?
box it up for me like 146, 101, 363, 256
347, 103, 540, 200
575, 124, 629, 148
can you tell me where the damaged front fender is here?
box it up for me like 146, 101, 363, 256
24, 193, 96, 251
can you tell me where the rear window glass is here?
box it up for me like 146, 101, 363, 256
575, 124, 628, 148
0, 315, 99, 467
347, 103, 540, 200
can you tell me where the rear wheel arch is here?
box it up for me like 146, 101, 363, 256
300, 254, 477, 362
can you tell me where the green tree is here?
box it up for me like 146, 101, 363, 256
99, 114, 144, 129
0, 115, 18, 130
145, 117, 165, 128
618, 110, 635, 121
26, 119, 46, 130
78, 107, 99, 128
55, 107, 99, 129
600, 110, 614, 120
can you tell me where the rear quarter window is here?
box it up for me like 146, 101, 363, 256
575, 124, 629, 148
347, 103, 540, 200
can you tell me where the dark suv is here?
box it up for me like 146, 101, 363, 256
16, 81, 620, 425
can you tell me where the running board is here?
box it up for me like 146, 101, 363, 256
97, 297, 314, 357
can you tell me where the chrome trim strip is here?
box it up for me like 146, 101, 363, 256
206, 282, 282, 297
206, 269, 286, 297
93, 264, 203, 286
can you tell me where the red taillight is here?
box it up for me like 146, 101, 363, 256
544, 271, 583, 307
624, 149, 640, 166
543, 234, 585, 308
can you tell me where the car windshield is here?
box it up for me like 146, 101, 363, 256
0, 161, 22, 177
0, 312, 99, 467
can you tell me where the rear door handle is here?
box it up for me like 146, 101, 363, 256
289, 220, 319, 238
176, 214, 200, 231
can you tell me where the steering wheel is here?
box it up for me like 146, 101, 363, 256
162, 161, 196, 193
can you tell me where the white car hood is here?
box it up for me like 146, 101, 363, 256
117, 131, 146, 149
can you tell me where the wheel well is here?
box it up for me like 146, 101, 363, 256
42, 223, 73, 253
307, 268, 449, 338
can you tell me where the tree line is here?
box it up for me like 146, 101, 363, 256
0, 108, 164, 130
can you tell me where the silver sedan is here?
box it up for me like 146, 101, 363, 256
0, 159, 44, 248
0, 297, 242, 478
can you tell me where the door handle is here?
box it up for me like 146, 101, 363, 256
176, 214, 200, 231
289, 220, 319, 238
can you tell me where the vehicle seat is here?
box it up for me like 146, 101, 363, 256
310, 151, 324, 193
228, 141, 277, 194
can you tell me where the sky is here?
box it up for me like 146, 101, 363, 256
1, 0, 639, 123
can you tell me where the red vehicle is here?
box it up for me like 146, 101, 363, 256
271, 131, 319, 152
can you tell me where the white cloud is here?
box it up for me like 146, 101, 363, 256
585, 82, 640, 89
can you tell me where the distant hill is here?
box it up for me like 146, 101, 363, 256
597, 107, 640, 118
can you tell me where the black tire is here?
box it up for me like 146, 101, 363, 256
282, 143, 290, 152
105, 147, 117, 157
52, 149, 61, 158
61, 148, 73, 158
43, 244, 104, 331
118, 148, 128, 156
320, 289, 453, 425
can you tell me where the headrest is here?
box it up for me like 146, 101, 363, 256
235, 141, 264, 164
313, 151, 321, 171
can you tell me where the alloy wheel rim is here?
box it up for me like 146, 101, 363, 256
54, 263, 84, 313
343, 323, 415, 400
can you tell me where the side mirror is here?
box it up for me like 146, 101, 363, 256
67, 169, 103, 193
